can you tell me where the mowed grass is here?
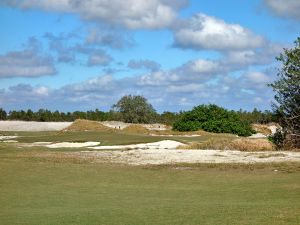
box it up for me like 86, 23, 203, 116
2, 130, 230, 146
0, 146, 300, 225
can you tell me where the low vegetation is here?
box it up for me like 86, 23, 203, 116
269, 37, 300, 149
173, 104, 255, 136
182, 138, 274, 151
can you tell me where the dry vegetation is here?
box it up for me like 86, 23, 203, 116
252, 124, 272, 135
121, 124, 149, 134
182, 138, 274, 151
62, 119, 113, 132
149, 129, 210, 136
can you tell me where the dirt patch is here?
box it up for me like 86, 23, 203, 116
99, 121, 169, 130
63, 119, 112, 132
100, 121, 130, 129
141, 123, 170, 131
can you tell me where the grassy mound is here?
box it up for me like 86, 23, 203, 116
122, 124, 149, 134
63, 119, 112, 132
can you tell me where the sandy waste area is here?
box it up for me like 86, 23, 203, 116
3, 137, 300, 165
80, 148, 300, 165
0, 121, 72, 131
1, 121, 299, 165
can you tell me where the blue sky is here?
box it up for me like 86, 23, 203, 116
0, 0, 299, 112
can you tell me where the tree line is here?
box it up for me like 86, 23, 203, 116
0, 106, 277, 125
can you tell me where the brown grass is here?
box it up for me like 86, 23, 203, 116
182, 138, 274, 151
149, 129, 216, 136
63, 119, 113, 132
252, 124, 272, 135
121, 124, 149, 134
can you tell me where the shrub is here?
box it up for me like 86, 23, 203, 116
173, 104, 255, 136
268, 38, 300, 149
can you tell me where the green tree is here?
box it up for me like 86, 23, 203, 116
0, 108, 7, 120
173, 104, 255, 136
112, 95, 157, 123
269, 37, 300, 148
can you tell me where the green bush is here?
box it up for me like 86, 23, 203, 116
173, 104, 255, 136
268, 128, 285, 149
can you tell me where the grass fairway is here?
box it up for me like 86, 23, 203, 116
0, 149, 299, 225
2, 130, 228, 146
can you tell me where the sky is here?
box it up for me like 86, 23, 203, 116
0, 0, 299, 112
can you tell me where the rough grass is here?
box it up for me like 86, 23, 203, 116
182, 138, 274, 151
252, 124, 272, 135
9, 130, 214, 147
63, 119, 113, 132
121, 124, 149, 134
0, 148, 299, 225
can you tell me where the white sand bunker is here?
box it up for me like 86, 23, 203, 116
269, 125, 278, 134
0, 135, 18, 141
0, 121, 72, 131
89, 140, 185, 150
80, 149, 300, 165
2, 140, 18, 143
46, 142, 100, 148
249, 133, 267, 139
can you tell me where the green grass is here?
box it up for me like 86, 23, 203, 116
2, 130, 226, 146
0, 146, 299, 225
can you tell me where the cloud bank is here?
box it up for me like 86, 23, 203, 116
264, 0, 300, 21
4, 0, 187, 29
173, 14, 266, 51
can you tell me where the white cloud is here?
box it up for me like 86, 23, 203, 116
34, 86, 49, 96
264, 0, 300, 21
245, 71, 272, 85
166, 83, 204, 93
87, 51, 112, 66
128, 59, 161, 72
184, 59, 221, 74
7, 0, 186, 29
0, 50, 56, 78
173, 13, 266, 51
86, 29, 135, 49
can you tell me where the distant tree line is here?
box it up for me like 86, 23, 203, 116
0, 108, 117, 122
0, 106, 277, 125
